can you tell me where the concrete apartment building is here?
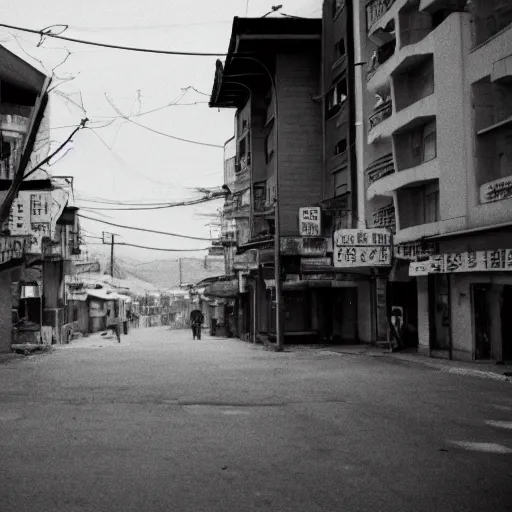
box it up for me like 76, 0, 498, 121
357, 0, 512, 361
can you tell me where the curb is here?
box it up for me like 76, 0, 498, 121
357, 350, 512, 383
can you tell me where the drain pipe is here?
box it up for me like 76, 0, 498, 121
353, 0, 366, 228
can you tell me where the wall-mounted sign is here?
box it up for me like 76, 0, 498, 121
333, 229, 392, 268
233, 249, 259, 271
394, 241, 438, 261
299, 207, 321, 236
0, 235, 29, 265
280, 237, 327, 256
301, 257, 332, 271
480, 175, 512, 204
409, 249, 512, 276
74, 261, 101, 275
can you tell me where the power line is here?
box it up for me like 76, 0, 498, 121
67, 20, 232, 32
75, 195, 223, 211
85, 242, 209, 252
78, 213, 214, 240
0, 22, 228, 56
110, 117, 223, 148
104, 94, 223, 148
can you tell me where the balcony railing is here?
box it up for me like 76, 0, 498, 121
367, 153, 395, 185
372, 202, 396, 232
366, 0, 396, 32
366, 40, 396, 82
369, 100, 393, 132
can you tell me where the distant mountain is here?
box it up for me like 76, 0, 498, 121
122, 256, 225, 290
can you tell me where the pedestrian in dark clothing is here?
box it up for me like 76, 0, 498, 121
190, 309, 204, 340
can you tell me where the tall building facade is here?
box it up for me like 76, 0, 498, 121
357, 0, 512, 361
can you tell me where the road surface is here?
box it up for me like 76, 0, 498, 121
1, 327, 511, 512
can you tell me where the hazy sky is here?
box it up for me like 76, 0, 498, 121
0, 0, 321, 262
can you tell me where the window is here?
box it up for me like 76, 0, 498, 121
333, 167, 348, 197
265, 129, 275, 164
422, 121, 437, 162
498, 137, 512, 178
334, 39, 346, 62
424, 183, 439, 223
332, 0, 344, 18
326, 78, 347, 118
334, 138, 347, 156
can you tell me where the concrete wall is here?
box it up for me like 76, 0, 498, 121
276, 51, 323, 236
0, 269, 12, 352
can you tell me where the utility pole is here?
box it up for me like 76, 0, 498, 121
179, 258, 183, 286
102, 231, 119, 278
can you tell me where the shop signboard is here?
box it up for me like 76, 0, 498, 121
480, 175, 512, 204
280, 237, 327, 257
333, 228, 392, 268
394, 240, 438, 261
300, 257, 332, 271
299, 207, 321, 236
74, 261, 101, 275
409, 249, 512, 276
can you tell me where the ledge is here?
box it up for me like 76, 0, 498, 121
394, 221, 440, 244
367, 158, 439, 199
477, 114, 512, 136
367, 33, 433, 93
367, 0, 405, 40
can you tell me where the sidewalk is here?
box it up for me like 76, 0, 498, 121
262, 340, 512, 383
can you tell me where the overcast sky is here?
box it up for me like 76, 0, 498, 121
0, 0, 321, 262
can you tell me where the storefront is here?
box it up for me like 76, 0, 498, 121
410, 228, 512, 362
333, 228, 393, 344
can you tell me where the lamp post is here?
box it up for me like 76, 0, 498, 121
231, 54, 283, 351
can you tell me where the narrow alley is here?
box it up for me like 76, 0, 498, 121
1, 327, 511, 512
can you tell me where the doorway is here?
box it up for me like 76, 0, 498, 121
429, 274, 451, 352
332, 287, 358, 343
501, 285, 512, 361
472, 284, 491, 360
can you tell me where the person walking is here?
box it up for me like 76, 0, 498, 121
105, 301, 122, 343
190, 309, 204, 340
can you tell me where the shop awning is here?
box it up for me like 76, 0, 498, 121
204, 278, 239, 298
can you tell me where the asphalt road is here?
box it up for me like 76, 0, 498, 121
1, 327, 511, 512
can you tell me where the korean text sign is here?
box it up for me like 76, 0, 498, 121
333, 229, 392, 268
299, 207, 321, 236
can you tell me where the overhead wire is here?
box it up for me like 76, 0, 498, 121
76, 194, 223, 211
104, 93, 223, 148
0, 22, 228, 56
78, 213, 215, 240
85, 242, 209, 252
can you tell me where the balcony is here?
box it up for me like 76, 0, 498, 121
1, 114, 30, 135
366, 39, 396, 83
369, 92, 437, 145
394, 221, 440, 244
366, 153, 395, 186
366, 0, 397, 34
368, 157, 440, 199
368, 99, 393, 143
367, 32, 433, 92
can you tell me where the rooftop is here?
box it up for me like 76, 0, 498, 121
209, 17, 321, 109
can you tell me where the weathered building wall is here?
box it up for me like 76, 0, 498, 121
277, 51, 323, 236
0, 269, 12, 352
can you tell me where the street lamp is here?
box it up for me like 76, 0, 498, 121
230, 54, 283, 351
